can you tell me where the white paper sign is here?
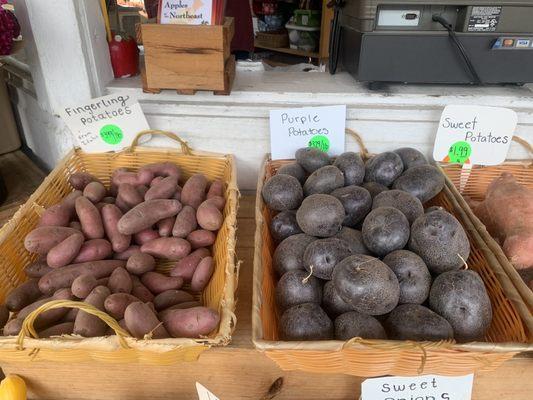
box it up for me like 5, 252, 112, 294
58, 94, 150, 153
269, 105, 346, 160
433, 105, 517, 165
159, 0, 212, 25
361, 374, 474, 400
196, 382, 220, 400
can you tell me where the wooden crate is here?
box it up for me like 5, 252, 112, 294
141, 18, 236, 95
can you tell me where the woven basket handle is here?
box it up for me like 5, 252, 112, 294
16, 300, 130, 349
345, 128, 370, 160
512, 136, 533, 162
128, 130, 193, 155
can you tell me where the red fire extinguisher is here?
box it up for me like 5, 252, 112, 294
108, 33, 139, 78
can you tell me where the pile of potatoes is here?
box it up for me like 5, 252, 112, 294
0, 163, 226, 340
263, 148, 492, 343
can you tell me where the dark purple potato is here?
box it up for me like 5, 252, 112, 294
332, 255, 400, 315
364, 152, 404, 187
333, 152, 365, 186
273, 233, 316, 276
372, 189, 424, 224
322, 280, 353, 317
303, 165, 344, 196
277, 163, 306, 184
362, 182, 389, 198
262, 174, 303, 211
296, 194, 344, 238
409, 209, 470, 274
303, 238, 351, 280
295, 147, 330, 173
335, 311, 387, 340
383, 250, 431, 304
279, 303, 333, 340
331, 185, 372, 228
334, 227, 371, 255
385, 304, 454, 341
392, 165, 445, 204
394, 147, 428, 170
429, 270, 492, 342
362, 207, 410, 257
270, 210, 302, 243
275, 270, 322, 311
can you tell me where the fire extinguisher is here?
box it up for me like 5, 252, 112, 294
108, 33, 139, 78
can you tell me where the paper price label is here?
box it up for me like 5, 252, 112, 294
361, 374, 474, 400
196, 382, 220, 400
269, 105, 346, 160
433, 105, 517, 165
58, 94, 150, 153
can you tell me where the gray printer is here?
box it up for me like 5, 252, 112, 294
329, 0, 533, 85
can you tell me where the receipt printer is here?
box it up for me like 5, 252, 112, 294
330, 1, 533, 84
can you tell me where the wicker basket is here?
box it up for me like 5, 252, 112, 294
439, 136, 533, 317
0, 131, 239, 365
256, 31, 290, 48
252, 135, 532, 377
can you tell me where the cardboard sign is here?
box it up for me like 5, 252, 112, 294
158, 0, 212, 25
196, 382, 220, 400
361, 374, 474, 400
269, 105, 346, 160
433, 105, 517, 165
59, 94, 150, 153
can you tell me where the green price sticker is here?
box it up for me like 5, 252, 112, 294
100, 124, 124, 145
448, 141, 472, 164
308, 135, 330, 152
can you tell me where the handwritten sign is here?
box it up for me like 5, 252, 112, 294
361, 374, 474, 400
433, 105, 517, 165
58, 94, 150, 153
196, 382, 220, 400
270, 105, 346, 160
158, 0, 212, 25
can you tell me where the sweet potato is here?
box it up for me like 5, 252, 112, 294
204, 196, 225, 211
74, 286, 110, 337
137, 185, 149, 198
69, 221, 82, 230
173, 186, 182, 201
190, 257, 214, 292
187, 230, 216, 249
153, 290, 194, 311
172, 205, 198, 238
38, 204, 71, 227
83, 181, 106, 203
131, 275, 155, 302
161, 306, 219, 338
126, 252, 155, 275
75, 196, 104, 239
47, 233, 85, 268
473, 173, 533, 272
169, 248, 210, 281
112, 168, 147, 187
196, 201, 223, 231
39, 322, 74, 338
118, 199, 182, 235
113, 245, 141, 260
181, 174, 207, 209
63, 308, 79, 322
104, 293, 139, 319
140, 162, 180, 180
69, 172, 102, 191
38, 260, 126, 295
158, 301, 202, 319
134, 228, 160, 246
150, 176, 164, 187
0, 304, 9, 330
124, 302, 169, 339
102, 204, 131, 253
72, 239, 112, 263
62, 190, 84, 215
6, 278, 42, 311
207, 180, 224, 199
24, 226, 79, 254
94, 202, 107, 212
71, 274, 97, 299
3, 319, 23, 336
141, 272, 183, 294
145, 176, 179, 201
118, 183, 143, 209
24, 258, 53, 278
108, 267, 133, 294
140, 237, 191, 260
17, 288, 73, 330
158, 217, 175, 237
